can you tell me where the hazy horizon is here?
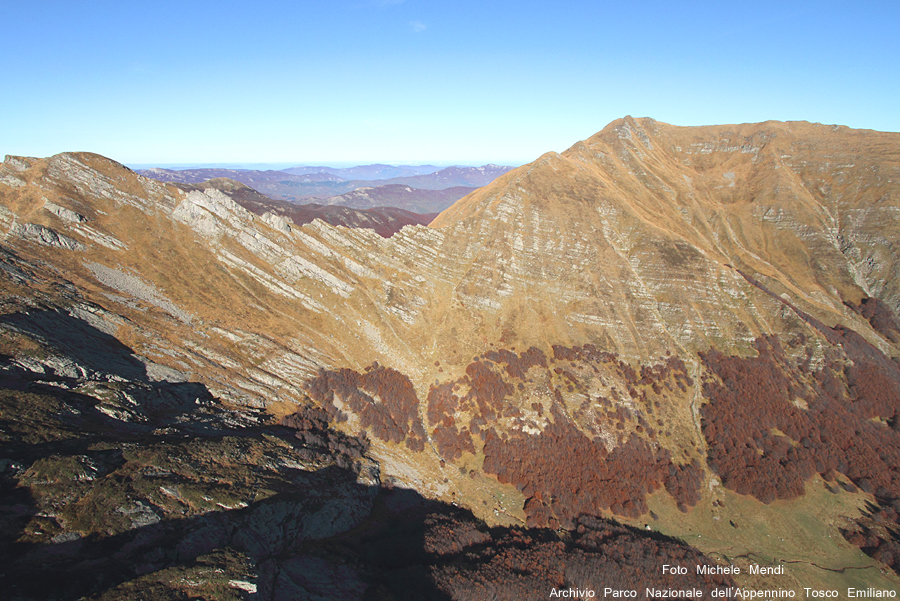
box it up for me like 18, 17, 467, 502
126, 160, 515, 171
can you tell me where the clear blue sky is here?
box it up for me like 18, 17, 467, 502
2, 1, 898, 166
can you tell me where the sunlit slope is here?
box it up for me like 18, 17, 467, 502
431, 117, 900, 359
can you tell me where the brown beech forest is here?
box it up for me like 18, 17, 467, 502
301, 294, 900, 573
700, 330, 900, 571
306, 345, 705, 529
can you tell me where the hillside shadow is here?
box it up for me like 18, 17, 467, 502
0, 331, 452, 601
0, 308, 149, 382
0, 308, 222, 427
0, 463, 455, 601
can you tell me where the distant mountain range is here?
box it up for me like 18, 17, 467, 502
324, 184, 475, 214
174, 178, 437, 237
137, 163, 514, 208
282, 163, 442, 180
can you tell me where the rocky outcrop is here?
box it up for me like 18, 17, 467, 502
44, 201, 87, 223
9, 222, 84, 250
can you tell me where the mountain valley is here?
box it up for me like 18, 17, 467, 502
2, 117, 900, 599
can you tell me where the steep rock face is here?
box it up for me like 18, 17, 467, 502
3, 119, 900, 591
431, 117, 900, 359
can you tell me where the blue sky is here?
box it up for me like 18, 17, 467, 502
2, 1, 898, 165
